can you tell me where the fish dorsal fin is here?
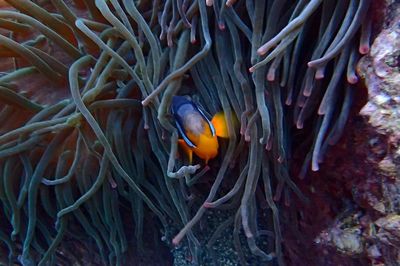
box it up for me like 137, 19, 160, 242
211, 112, 229, 138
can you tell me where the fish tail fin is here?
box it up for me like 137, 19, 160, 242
211, 112, 229, 138
178, 139, 193, 164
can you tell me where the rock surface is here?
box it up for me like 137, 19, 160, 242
309, 2, 400, 265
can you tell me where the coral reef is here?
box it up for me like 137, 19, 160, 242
0, 0, 376, 265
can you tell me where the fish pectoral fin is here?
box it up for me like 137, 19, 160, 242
211, 112, 229, 138
178, 139, 193, 164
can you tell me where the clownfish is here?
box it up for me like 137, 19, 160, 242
172, 96, 229, 164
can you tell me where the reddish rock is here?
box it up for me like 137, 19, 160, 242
292, 1, 400, 265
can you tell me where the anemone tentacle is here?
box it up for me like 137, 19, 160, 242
0, 0, 372, 264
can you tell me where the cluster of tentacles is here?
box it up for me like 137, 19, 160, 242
0, 0, 372, 265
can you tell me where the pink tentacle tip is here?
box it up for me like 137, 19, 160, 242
307, 61, 315, 68
347, 75, 359, 84
296, 121, 303, 129
265, 144, 272, 151
172, 237, 181, 246
303, 90, 312, 97
257, 47, 267, 56
359, 45, 370, 55
267, 72, 275, 82
266, 139, 272, 151
203, 202, 212, 208
317, 107, 325, 116
244, 133, 251, 142
315, 69, 325, 80
109, 178, 117, 189
226, 0, 235, 6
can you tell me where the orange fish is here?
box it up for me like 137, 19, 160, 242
172, 96, 228, 164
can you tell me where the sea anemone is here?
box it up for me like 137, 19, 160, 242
0, 0, 372, 265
